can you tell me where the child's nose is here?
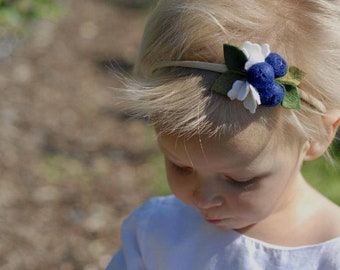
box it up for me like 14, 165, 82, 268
192, 184, 223, 210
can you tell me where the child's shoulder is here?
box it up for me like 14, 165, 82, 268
125, 195, 200, 228
121, 195, 208, 247
137, 195, 191, 215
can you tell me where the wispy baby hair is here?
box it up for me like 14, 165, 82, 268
121, 0, 340, 142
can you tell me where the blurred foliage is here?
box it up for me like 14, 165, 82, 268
0, 0, 62, 31
110, 0, 157, 9
332, 134, 340, 158
36, 154, 96, 185
148, 153, 169, 195
303, 156, 340, 205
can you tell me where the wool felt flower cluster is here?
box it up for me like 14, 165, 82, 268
212, 41, 305, 113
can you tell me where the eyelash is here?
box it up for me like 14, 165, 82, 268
171, 163, 193, 175
226, 177, 256, 188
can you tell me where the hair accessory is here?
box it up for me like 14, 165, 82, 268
211, 41, 305, 113
153, 41, 326, 114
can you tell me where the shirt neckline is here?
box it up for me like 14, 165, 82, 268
230, 229, 340, 251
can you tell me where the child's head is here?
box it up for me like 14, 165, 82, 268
125, 0, 340, 153
119, 0, 340, 230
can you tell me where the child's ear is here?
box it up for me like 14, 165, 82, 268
303, 110, 340, 161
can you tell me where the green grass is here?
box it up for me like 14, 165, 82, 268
302, 157, 340, 205
0, 0, 63, 31
36, 154, 96, 184
148, 153, 170, 196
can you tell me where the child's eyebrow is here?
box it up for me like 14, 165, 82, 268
157, 141, 188, 164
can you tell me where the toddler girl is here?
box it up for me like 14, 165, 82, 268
107, 0, 340, 269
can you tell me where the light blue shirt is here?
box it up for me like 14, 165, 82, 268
107, 195, 340, 270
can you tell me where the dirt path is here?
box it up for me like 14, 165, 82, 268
0, 1, 159, 269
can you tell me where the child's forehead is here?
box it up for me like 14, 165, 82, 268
158, 121, 276, 167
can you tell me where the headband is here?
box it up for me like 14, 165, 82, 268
153, 41, 326, 114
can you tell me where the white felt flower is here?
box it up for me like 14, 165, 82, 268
241, 41, 270, 70
243, 84, 261, 113
228, 80, 261, 113
225, 41, 270, 113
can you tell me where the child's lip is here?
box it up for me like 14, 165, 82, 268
206, 218, 224, 224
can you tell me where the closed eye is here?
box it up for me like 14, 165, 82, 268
169, 161, 193, 175
224, 176, 257, 189
230, 178, 255, 186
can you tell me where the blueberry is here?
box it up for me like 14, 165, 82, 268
265, 53, 287, 78
246, 62, 275, 89
257, 82, 284, 107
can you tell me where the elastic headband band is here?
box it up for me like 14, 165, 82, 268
152, 42, 327, 114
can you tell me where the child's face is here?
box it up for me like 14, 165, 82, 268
157, 123, 305, 231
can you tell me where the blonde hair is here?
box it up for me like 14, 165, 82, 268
120, 0, 340, 145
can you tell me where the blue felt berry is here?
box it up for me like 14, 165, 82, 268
246, 62, 275, 89
265, 53, 287, 78
257, 82, 284, 107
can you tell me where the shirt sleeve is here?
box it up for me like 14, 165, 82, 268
106, 201, 153, 270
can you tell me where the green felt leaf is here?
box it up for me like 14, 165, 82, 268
276, 66, 306, 86
223, 44, 248, 72
281, 83, 301, 109
212, 71, 245, 95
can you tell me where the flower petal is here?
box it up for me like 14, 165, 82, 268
241, 41, 252, 58
245, 54, 266, 70
227, 80, 247, 100
242, 41, 270, 70
261, 43, 271, 58
249, 83, 261, 105
243, 94, 257, 114
243, 84, 261, 113
241, 41, 261, 58
237, 82, 250, 101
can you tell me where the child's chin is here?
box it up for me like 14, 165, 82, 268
214, 219, 257, 232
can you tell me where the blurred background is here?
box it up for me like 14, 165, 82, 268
0, 1, 339, 269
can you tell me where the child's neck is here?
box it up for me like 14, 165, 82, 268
236, 173, 340, 247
